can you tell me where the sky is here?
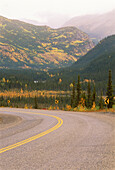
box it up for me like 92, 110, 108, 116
0, 0, 115, 27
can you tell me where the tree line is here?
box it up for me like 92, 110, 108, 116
71, 70, 114, 109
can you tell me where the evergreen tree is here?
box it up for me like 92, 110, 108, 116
87, 81, 92, 108
99, 90, 104, 109
71, 81, 75, 107
92, 84, 96, 103
81, 91, 86, 107
75, 75, 81, 107
106, 70, 114, 108
34, 96, 38, 109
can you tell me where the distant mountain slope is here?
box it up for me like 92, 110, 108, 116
64, 10, 115, 40
0, 16, 94, 69
72, 35, 115, 70
56, 35, 115, 91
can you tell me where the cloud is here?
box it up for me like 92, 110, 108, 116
0, 0, 115, 28
33, 12, 70, 28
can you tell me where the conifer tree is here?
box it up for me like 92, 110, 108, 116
34, 96, 38, 109
106, 70, 114, 108
99, 90, 104, 109
75, 75, 81, 107
71, 81, 75, 107
92, 84, 96, 103
87, 81, 92, 108
81, 92, 86, 106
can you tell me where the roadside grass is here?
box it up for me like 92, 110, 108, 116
0, 103, 115, 113
113, 105, 115, 110
64, 104, 115, 113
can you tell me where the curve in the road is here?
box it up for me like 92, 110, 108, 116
0, 111, 63, 154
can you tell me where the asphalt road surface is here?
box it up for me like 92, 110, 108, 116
0, 108, 115, 170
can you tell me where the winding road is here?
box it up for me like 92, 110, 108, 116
0, 108, 115, 170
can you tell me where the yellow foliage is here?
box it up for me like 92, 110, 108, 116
71, 40, 84, 45
48, 106, 54, 110
55, 35, 67, 39
24, 104, 28, 109
29, 105, 33, 109
50, 74, 54, 77
25, 84, 27, 88
73, 105, 87, 112
66, 105, 71, 111
91, 102, 96, 110
56, 106, 59, 110
0, 90, 71, 99
21, 88, 23, 93
11, 56, 18, 62
0, 35, 4, 38
70, 83, 73, 88
59, 78, 62, 84
53, 42, 58, 45
21, 27, 31, 33
37, 46, 42, 48
79, 98, 85, 107
65, 44, 69, 48
52, 47, 58, 51
42, 43, 47, 47
2, 77, 6, 82
29, 60, 34, 64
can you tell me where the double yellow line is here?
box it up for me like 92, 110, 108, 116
0, 111, 63, 154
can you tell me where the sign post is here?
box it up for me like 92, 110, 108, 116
55, 100, 59, 110
104, 98, 109, 112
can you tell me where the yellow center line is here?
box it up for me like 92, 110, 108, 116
0, 111, 63, 154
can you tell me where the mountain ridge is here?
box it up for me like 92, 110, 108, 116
0, 16, 94, 70
63, 9, 115, 41
54, 35, 115, 92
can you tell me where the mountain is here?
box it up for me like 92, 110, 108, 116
55, 35, 115, 92
64, 10, 115, 41
72, 35, 115, 70
0, 16, 94, 70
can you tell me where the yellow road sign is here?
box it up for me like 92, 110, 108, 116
105, 98, 109, 104
55, 100, 59, 104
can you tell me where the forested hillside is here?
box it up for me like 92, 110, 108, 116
53, 35, 115, 93
0, 16, 94, 69
0, 35, 114, 94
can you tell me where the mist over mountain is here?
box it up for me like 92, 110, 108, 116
64, 9, 115, 41
21, 13, 70, 28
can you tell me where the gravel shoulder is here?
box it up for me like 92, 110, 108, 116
0, 114, 22, 130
